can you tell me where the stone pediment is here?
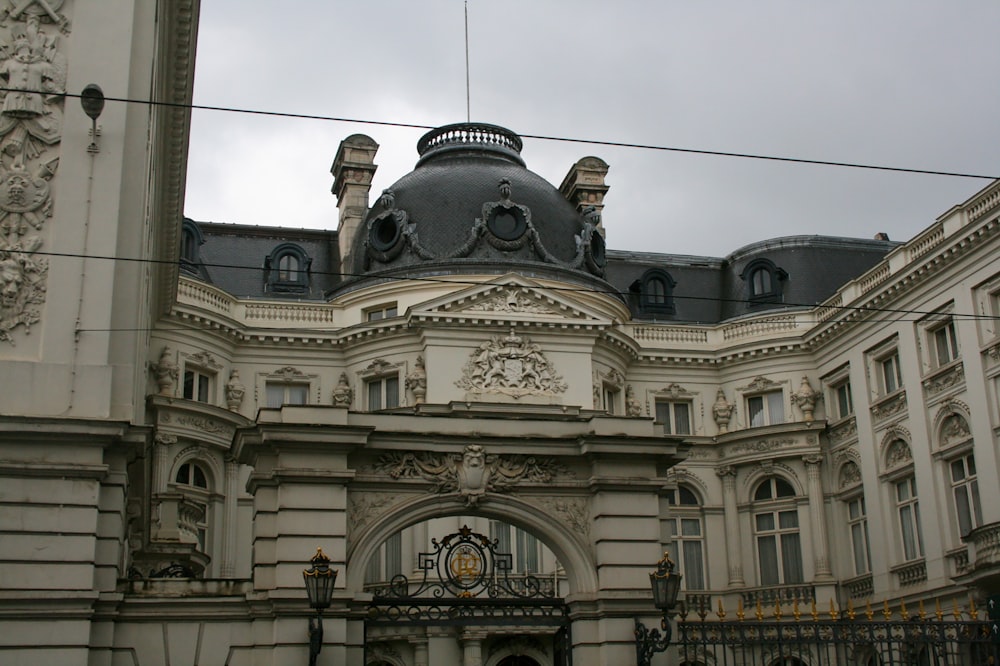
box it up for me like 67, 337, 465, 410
411, 274, 610, 325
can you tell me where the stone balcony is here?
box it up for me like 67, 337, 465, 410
954, 521, 1000, 591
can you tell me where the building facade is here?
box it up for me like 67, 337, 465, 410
1, 2, 999, 665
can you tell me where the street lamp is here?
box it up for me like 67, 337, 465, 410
634, 552, 682, 666
303, 547, 337, 666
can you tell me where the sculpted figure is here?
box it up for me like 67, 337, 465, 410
331, 372, 353, 408
625, 384, 642, 417
712, 388, 733, 434
456, 444, 490, 507
405, 355, 427, 404
151, 346, 178, 396
225, 370, 245, 411
792, 376, 819, 423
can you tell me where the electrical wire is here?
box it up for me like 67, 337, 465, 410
38, 87, 1000, 181
15, 249, 997, 326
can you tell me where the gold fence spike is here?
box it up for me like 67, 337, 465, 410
737, 597, 745, 621
900, 599, 909, 621
810, 598, 819, 623
774, 599, 783, 620
717, 598, 726, 621
934, 598, 943, 622
918, 599, 926, 621
793, 598, 801, 621
969, 596, 979, 621
756, 598, 764, 621
952, 599, 962, 621
846, 598, 855, 621
829, 598, 839, 621
865, 600, 874, 622
883, 600, 892, 621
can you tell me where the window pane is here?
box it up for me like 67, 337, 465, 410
265, 384, 285, 409
900, 505, 917, 560
682, 540, 705, 589
851, 522, 868, 574
758, 535, 779, 586
951, 459, 966, 482
767, 391, 784, 424
955, 487, 973, 536
385, 532, 402, 578
368, 380, 382, 410
654, 401, 671, 427
197, 375, 209, 402
681, 518, 701, 536
748, 396, 764, 427
775, 479, 796, 498
288, 384, 308, 405
756, 513, 775, 531
778, 510, 798, 529
385, 376, 399, 408
780, 532, 804, 583
674, 403, 691, 434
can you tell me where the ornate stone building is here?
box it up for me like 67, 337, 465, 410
1, 3, 999, 665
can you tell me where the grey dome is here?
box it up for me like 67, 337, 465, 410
349, 123, 607, 285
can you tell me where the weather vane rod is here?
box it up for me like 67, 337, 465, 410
464, 1, 471, 122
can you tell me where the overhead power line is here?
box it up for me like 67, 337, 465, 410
38, 87, 1000, 181
18, 248, 999, 323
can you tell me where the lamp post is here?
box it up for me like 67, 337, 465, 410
634, 552, 682, 666
302, 547, 337, 666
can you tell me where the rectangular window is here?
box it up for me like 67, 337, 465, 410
833, 380, 853, 420
666, 517, 706, 589
747, 390, 784, 427
932, 320, 960, 366
604, 386, 620, 415
755, 509, 803, 585
847, 497, 872, 575
365, 303, 399, 322
183, 369, 212, 403
265, 382, 309, 408
367, 375, 399, 410
655, 401, 691, 435
516, 529, 539, 574
880, 353, 902, 394
491, 521, 539, 574
950, 454, 983, 537
896, 477, 924, 561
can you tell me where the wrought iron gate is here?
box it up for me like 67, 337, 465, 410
674, 600, 1000, 665
366, 526, 571, 665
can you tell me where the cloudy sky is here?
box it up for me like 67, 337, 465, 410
184, 1, 1000, 258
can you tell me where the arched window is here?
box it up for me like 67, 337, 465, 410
752, 477, 803, 585
637, 268, 676, 315
741, 258, 787, 304
265, 243, 311, 294
666, 485, 706, 589
175, 461, 208, 488
173, 460, 211, 553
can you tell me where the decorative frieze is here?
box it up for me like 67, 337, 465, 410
922, 362, 964, 397
537, 497, 589, 537
871, 391, 907, 422
464, 287, 559, 315
373, 444, 570, 507
347, 492, 397, 534
828, 417, 857, 444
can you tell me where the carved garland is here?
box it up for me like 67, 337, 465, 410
0, 3, 69, 343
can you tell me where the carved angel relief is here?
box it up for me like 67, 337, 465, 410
374, 444, 569, 507
456, 329, 567, 397
465, 287, 558, 315
0, 5, 68, 344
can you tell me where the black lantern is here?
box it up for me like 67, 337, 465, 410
80, 84, 105, 153
302, 548, 337, 666
635, 552, 682, 666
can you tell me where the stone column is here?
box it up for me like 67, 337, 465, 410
221, 459, 239, 578
152, 432, 175, 494
410, 636, 429, 666
461, 631, 485, 666
717, 466, 745, 587
803, 455, 833, 579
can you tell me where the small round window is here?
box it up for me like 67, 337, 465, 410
369, 215, 401, 251
488, 207, 526, 241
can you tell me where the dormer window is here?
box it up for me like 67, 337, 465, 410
180, 218, 207, 278
265, 243, 311, 294
741, 258, 787, 304
637, 269, 676, 315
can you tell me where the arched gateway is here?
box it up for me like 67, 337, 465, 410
234, 400, 686, 665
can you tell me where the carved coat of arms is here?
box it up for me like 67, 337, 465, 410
456, 329, 567, 396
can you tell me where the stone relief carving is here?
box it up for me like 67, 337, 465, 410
464, 287, 558, 315
0, 6, 67, 344
224, 370, 244, 411
659, 382, 691, 398
176, 415, 232, 437
712, 389, 733, 434
922, 363, 965, 396
269, 365, 306, 381
729, 438, 795, 455
742, 376, 778, 393
871, 392, 907, 421
187, 350, 222, 370
791, 376, 820, 423
839, 461, 862, 488
940, 414, 971, 446
537, 497, 589, 537
828, 418, 857, 444
150, 346, 178, 396
455, 329, 567, 397
405, 355, 426, 405
347, 492, 396, 534
625, 384, 642, 417
885, 439, 913, 469
373, 444, 570, 507
331, 372, 353, 408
